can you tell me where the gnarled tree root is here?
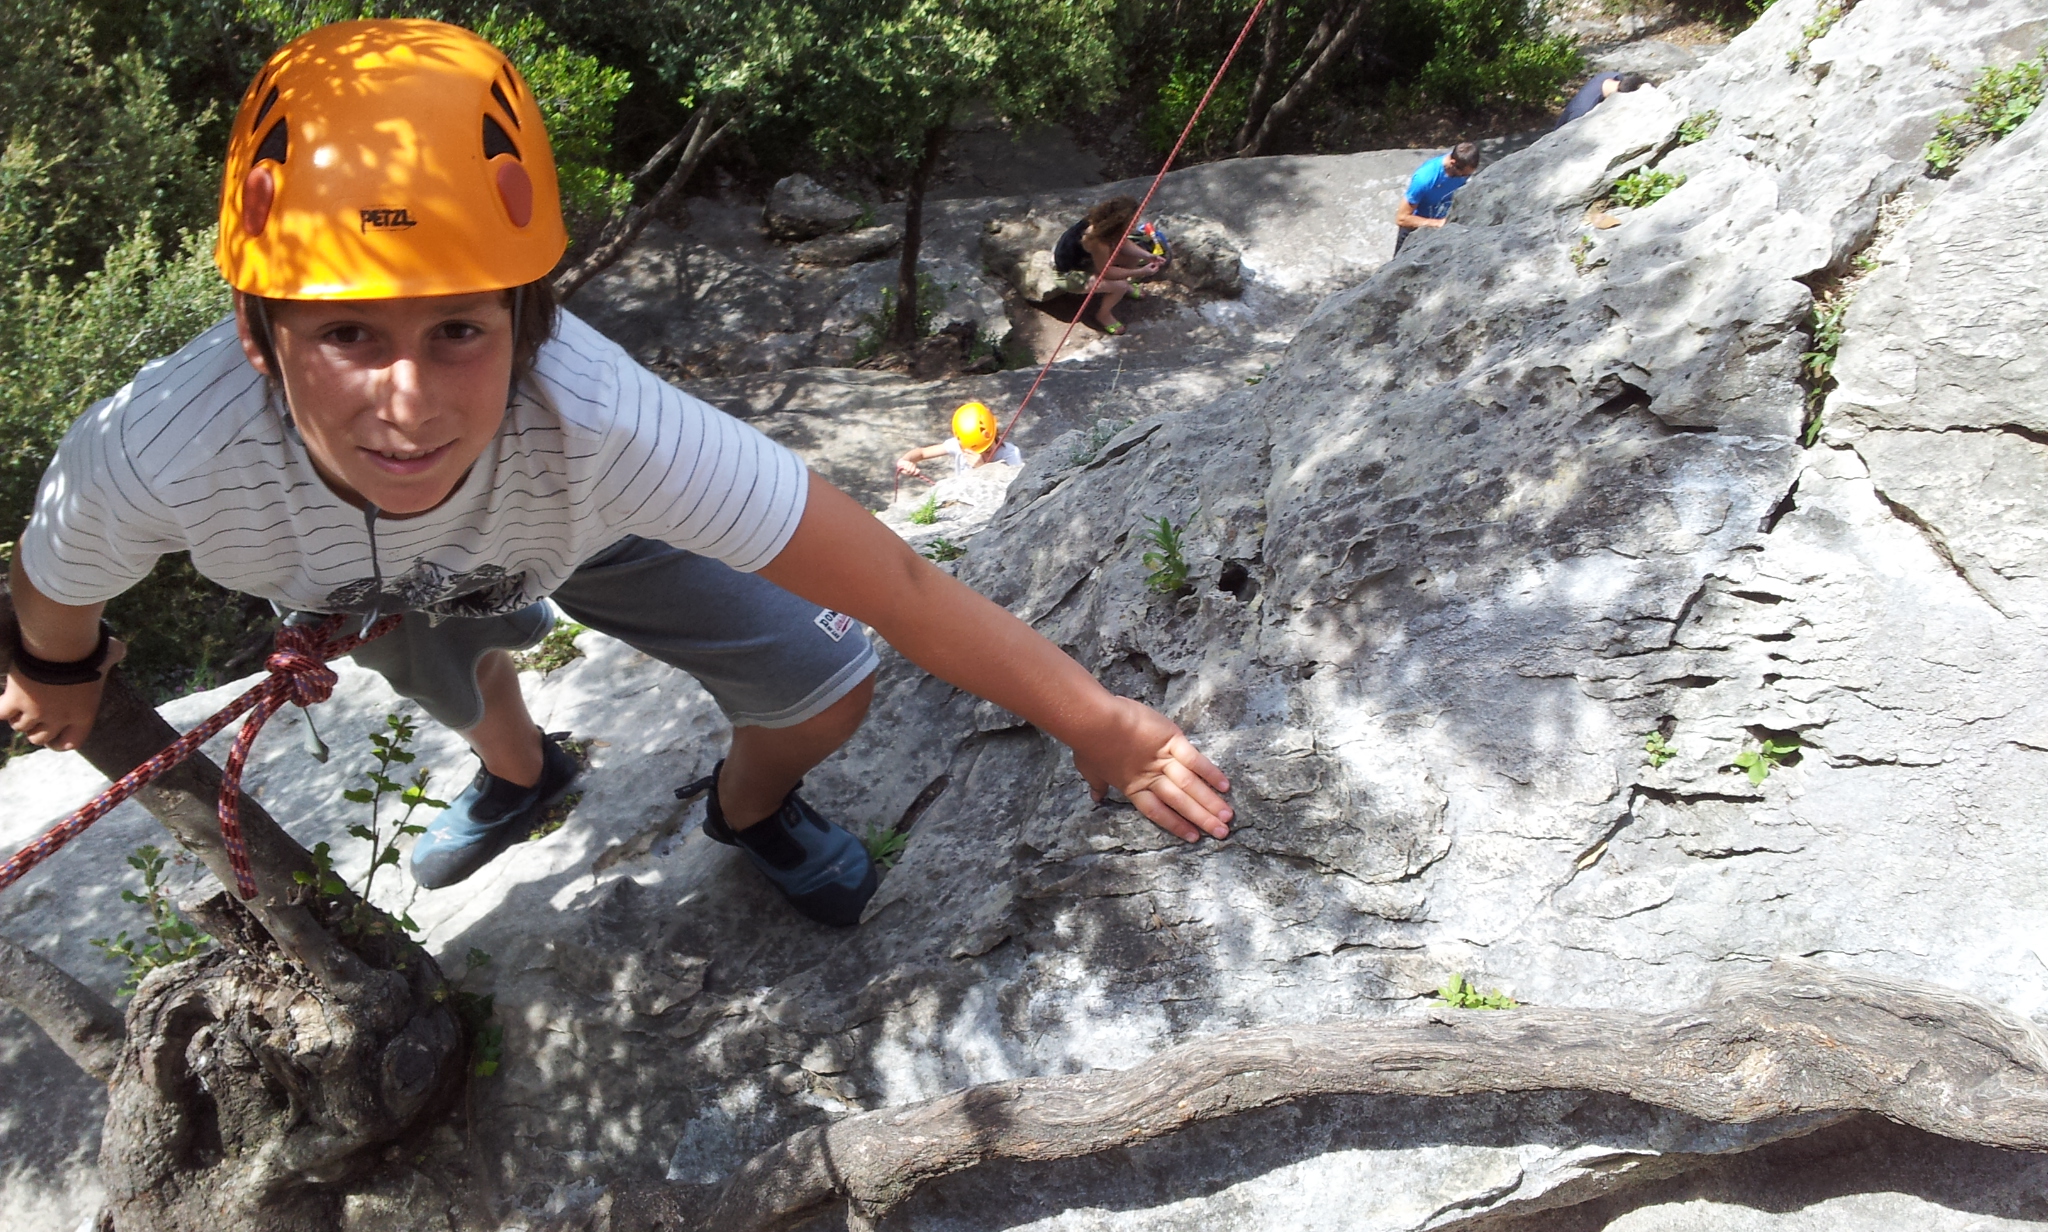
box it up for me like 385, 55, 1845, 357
99, 929, 461, 1232
685, 960, 2048, 1231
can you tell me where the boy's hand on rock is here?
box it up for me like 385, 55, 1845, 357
1073, 695, 1232, 843
0, 636, 125, 752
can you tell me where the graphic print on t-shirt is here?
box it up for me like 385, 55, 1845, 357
322, 559, 531, 623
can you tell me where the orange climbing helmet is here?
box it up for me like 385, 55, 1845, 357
952, 402, 999, 454
215, 18, 568, 300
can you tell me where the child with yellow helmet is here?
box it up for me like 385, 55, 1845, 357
893, 401, 1022, 481
0, 20, 1230, 926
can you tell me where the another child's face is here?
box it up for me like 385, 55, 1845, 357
240, 292, 515, 515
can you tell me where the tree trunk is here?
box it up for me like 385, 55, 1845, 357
1234, 1, 1291, 152
0, 588, 465, 1231
681, 960, 2048, 1231
888, 124, 949, 349
552, 105, 738, 302
1239, 0, 1373, 158
0, 932, 124, 1081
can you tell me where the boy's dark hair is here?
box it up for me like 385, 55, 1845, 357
242, 276, 560, 398
1450, 141, 1481, 171
1086, 196, 1140, 243
1615, 72, 1649, 92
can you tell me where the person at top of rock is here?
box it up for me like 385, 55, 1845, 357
1395, 142, 1481, 253
0, 19, 1232, 930
895, 402, 1023, 481
1051, 195, 1167, 335
1556, 71, 1648, 128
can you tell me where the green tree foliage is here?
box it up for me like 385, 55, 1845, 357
1142, 0, 1583, 157
796, 0, 1117, 345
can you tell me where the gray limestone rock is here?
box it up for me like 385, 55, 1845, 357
8, 2, 2048, 1229
791, 224, 902, 267
980, 208, 1243, 301
764, 173, 865, 241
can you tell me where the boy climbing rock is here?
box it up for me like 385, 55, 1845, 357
894, 402, 1022, 481
0, 20, 1230, 927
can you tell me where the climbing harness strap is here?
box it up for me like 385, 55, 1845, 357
0, 613, 401, 900
997, 0, 1270, 450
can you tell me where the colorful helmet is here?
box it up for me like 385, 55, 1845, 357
952, 402, 999, 454
215, 19, 568, 300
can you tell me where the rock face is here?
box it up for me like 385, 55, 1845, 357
982, 211, 1243, 301
791, 223, 902, 267
763, 173, 865, 240
7, 3, 2048, 1229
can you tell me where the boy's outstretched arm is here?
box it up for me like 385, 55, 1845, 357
757, 472, 1232, 841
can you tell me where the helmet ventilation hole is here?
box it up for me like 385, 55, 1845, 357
490, 81, 521, 129
483, 113, 520, 161
254, 117, 289, 165
252, 85, 281, 132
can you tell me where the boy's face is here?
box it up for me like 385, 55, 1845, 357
237, 292, 515, 515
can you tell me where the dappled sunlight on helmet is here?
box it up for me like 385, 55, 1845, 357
215, 18, 567, 300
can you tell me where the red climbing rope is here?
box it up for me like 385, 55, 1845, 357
996, 0, 1270, 450
0, 613, 401, 900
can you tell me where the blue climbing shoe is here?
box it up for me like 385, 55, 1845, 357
677, 761, 878, 927
410, 732, 580, 890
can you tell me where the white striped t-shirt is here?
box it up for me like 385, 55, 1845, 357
20, 310, 810, 620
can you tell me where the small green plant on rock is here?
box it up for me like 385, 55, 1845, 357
301, 713, 448, 936
862, 826, 909, 870
1800, 289, 1853, 445
1140, 516, 1189, 595
1925, 55, 2044, 176
908, 494, 940, 526
1611, 169, 1686, 208
90, 845, 212, 997
1070, 417, 1135, 466
512, 621, 588, 674
922, 537, 964, 562
434, 947, 502, 1077
1789, 1, 1847, 65
1644, 731, 1676, 767
1569, 234, 1594, 273
1732, 735, 1801, 785
1677, 110, 1721, 145
1436, 972, 1517, 1010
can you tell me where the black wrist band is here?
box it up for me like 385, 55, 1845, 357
7, 621, 113, 686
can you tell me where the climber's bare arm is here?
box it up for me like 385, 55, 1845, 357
1115, 238, 1163, 270
894, 443, 951, 476
1395, 199, 1446, 230
758, 472, 1232, 841
2, 550, 126, 751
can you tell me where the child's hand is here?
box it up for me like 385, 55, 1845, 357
0, 635, 126, 752
1072, 695, 1232, 843
894, 457, 924, 477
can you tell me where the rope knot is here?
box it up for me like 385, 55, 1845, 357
266, 625, 339, 707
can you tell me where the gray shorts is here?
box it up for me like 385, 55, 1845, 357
345, 536, 878, 732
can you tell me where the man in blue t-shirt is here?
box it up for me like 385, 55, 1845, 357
1394, 142, 1480, 253
1557, 71, 1648, 128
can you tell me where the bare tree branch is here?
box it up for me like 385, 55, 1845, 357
631, 124, 696, 183
1238, 0, 1373, 157
683, 960, 2048, 1231
1235, 1, 1290, 152
553, 107, 739, 302
0, 932, 123, 1082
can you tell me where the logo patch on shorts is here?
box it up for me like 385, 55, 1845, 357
814, 609, 855, 642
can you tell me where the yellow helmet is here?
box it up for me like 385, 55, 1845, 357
952, 401, 999, 454
215, 19, 568, 300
